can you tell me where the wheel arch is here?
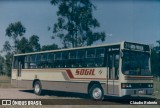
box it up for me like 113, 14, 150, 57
32, 79, 41, 88
88, 81, 103, 93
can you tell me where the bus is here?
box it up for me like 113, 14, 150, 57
11, 41, 153, 100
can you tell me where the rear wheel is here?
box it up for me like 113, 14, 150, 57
89, 84, 104, 100
34, 81, 42, 95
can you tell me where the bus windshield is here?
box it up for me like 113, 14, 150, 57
122, 50, 151, 76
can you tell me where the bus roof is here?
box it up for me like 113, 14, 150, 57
14, 41, 123, 56
14, 41, 150, 56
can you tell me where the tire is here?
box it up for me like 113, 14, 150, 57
34, 81, 42, 95
89, 84, 104, 101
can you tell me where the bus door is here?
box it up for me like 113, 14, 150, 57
17, 57, 23, 87
107, 51, 119, 95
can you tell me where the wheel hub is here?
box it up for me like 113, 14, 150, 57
35, 84, 40, 93
92, 88, 102, 99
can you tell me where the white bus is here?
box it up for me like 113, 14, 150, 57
11, 41, 153, 100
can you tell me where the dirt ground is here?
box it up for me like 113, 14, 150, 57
0, 76, 159, 108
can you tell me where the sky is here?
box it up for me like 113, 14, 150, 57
0, 0, 160, 51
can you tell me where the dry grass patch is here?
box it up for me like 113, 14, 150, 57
0, 75, 12, 88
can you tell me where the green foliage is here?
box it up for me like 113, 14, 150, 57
151, 49, 159, 76
2, 41, 12, 76
17, 37, 31, 53
156, 40, 160, 46
51, 0, 106, 48
4, 52, 13, 77
4, 22, 42, 76
41, 44, 59, 51
0, 55, 5, 75
6, 21, 26, 38
3, 41, 12, 53
5, 22, 41, 53
29, 35, 41, 52
17, 35, 41, 53
151, 41, 160, 76
5, 21, 26, 51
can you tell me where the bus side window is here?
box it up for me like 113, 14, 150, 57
77, 50, 85, 67
96, 48, 105, 67
55, 52, 62, 68
36, 54, 41, 68
69, 51, 77, 67
47, 53, 54, 68
41, 54, 48, 68
86, 49, 95, 67
25, 56, 30, 69
61, 51, 68, 68
13, 57, 18, 69
30, 55, 36, 69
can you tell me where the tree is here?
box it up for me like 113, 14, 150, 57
41, 44, 59, 51
13, 35, 41, 53
0, 55, 4, 75
5, 21, 26, 53
151, 40, 160, 77
151, 49, 159, 76
156, 40, 160, 46
5, 52, 13, 76
3, 41, 12, 53
29, 35, 41, 52
17, 37, 32, 53
2, 41, 13, 76
50, 0, 106, 48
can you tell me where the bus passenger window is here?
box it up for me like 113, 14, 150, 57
77, 50, 85, 67
30, 55, 36, 69
95, 48, 105, 67
55, 52, 62, 68
87, 49, 95, 58
96, 48, 104, 57
36, 54, 41, 68
24, 56, 30, 69
13, 57, 18, 69
69, 51, 77, 67
47, 53, 54, 68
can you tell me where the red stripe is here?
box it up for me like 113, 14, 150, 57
66, 69, 74, 79
73, 78, 106, 80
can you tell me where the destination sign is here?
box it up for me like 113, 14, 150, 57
124, 42, 150, 51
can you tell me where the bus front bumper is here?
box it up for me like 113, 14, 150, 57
121, 88, 153, 96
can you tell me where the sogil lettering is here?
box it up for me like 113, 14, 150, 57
75, 69, 95, 75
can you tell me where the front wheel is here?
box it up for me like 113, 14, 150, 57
34, 81, 42, 95
89, 84, 104, 100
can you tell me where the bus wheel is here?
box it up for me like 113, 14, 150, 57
34, 81, 42, 95
89, 84, 104, 101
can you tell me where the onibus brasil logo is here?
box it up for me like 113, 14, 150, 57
2, 100, 42, 106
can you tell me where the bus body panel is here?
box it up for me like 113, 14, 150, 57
11, 41, 153, 98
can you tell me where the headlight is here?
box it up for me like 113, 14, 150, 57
121, 83, 132, 88
128, 84, 132, 88
150, 84, 153, 88
148, 84, 153, 88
